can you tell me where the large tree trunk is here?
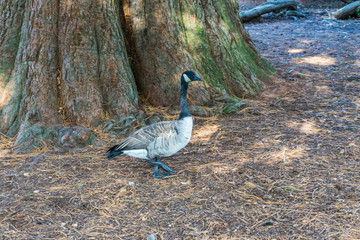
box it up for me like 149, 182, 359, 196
0, 0, 138, 151
58, 0, 139, 125
123, 0, 273, 106
0, 0, 274, 152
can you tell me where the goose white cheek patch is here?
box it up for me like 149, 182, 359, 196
183, 74, 191, 82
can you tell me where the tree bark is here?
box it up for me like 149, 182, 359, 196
240, 0, 298, 22
332, 1, 360, 19
0, 0, 274, 152
123, 0, 273, 106
57, 0, 138, 126
1, 0, 61, 141
0, 0, 138, 151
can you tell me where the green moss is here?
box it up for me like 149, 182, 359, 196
181, 10, 226, 90
179, 0, 275, 98
86, 131, 97, 145
222, 100, 247, 115
0, 20, 22, 86
6, 119, 20, 137
214, 2, 236, 33
0, 62, 12, 86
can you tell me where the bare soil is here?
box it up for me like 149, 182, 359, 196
1, 3, 360, 240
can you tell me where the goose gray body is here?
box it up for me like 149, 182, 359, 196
113, 117, 192, 160
107, 71, 202, 178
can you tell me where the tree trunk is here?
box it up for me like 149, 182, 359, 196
123, 0, 273, 106
0, 0, 274, 152
0, 0, 138, 151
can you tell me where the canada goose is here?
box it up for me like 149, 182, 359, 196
107, 71, 202, 178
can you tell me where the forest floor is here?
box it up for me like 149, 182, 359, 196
1, 3, 360, 240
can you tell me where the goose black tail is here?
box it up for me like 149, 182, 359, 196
107, 145, 123, 159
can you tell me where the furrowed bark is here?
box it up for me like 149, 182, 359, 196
123, 0, 274, 106
58, 0, 138, 126
122, 0, 210, 106
1, 0, 61, 146
0, 0, 139, 151
0, 0, 26, 135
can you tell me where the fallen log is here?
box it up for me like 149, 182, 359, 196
340, 0, 358, 4
240, 0, 298, 22
332, 1, 360, 19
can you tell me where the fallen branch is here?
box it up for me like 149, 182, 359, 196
240, 0, 298, 22
332, 1, 360, 19
340, 0, 358, 4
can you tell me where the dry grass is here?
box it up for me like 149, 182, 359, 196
1, 8, 360, 240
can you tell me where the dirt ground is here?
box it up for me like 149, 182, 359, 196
1, 2, 360, 239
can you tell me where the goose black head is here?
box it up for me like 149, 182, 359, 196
181, 71, 202, 84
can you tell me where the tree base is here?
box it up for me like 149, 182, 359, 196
13, 124, 100, 154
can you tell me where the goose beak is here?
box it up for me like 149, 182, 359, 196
193, 75, 202, 81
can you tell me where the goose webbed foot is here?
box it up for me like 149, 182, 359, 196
147, 159, 174, 178
153, 167, 171, 178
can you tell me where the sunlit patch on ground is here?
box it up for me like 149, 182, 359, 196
355, 59, 360, 67
192, 124, 219, 143
297, 55, 337, 66
315, 85, 332, 94
299, 39, 315, 44
355, 98, 360, 109
286, 120, 324, 135
288, 48, 305, 54
264, 146, 306, 164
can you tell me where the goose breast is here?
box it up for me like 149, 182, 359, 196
147, 116, 193, 159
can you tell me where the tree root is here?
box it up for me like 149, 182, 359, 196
13, 125, 100, 153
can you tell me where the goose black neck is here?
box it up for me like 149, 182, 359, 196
179, 81, 191, 119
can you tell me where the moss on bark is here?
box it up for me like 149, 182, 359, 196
123, 0, 274, 107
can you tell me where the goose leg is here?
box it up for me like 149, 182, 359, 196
147, 158, 174, 178
147, 158, 174, 172
152, 164, 161, 178
151, 163, 169, 178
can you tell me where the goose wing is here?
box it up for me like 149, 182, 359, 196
114, 121, 178, 151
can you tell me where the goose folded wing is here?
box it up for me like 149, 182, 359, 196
115, 121, 178, 150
